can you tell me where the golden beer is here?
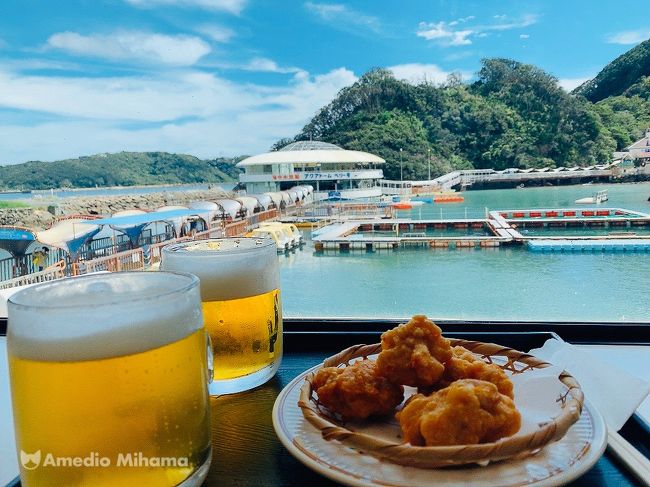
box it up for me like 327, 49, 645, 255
161, 238, 283, 394
203, 289, 281, 381
7, 272, 212, 486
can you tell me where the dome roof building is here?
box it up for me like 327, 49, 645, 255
236, 141, 385, 200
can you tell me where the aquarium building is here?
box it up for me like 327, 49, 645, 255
236, 141, 385, 200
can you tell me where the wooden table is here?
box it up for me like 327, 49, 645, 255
3, 322, 649, 486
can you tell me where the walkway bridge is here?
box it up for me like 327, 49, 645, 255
381, 167, 613, 193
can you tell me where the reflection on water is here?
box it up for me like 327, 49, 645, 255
281, 243, 649, 322
279, 183, 650, 323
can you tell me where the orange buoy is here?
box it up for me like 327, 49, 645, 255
434, 194, 464, 203
392, 202, 413, 210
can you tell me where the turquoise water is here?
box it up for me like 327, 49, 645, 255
279, 182, 650, 322
394, 182, 650, 219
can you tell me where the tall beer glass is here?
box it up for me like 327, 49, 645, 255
7, 272, 211, 487
161, 237, 282, 395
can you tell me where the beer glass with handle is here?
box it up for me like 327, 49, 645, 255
7, 271, 212, 487
161, 237, 282, 395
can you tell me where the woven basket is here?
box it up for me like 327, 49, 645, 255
298, 339, 584, 468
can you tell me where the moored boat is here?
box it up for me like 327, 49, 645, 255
245, 227, 291, 252
575, 190, 608, 204
259, 222, 304, 247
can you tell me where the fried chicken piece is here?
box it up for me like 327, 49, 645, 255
311, 360, 404, 421
376, 315, 452, 388
396, 379, 521, 446
437, 346, 514, 398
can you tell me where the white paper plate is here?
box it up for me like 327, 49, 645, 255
272, 360, 607, 487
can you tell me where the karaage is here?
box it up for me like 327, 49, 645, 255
436, 346, 514, 398
396, 379, 521, 446
376, 315, 452, 388
312, 359, 404, 421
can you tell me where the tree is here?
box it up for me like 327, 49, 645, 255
270, 138, 294, 151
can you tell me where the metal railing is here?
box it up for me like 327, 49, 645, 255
0, 260, 67, 290
0, 209, 281, 286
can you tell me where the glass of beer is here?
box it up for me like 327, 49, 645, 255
7, 272, 212, 487
160, 237, 282, 395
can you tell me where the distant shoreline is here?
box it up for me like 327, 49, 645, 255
30, 181, 235, 194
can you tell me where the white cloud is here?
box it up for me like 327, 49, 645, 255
0, 70, 244, 121
520, 34, 530, 39
605, 29, 650, 45
0, 66, 357, 163
196, 24, 235, 43
47, 31, 211, 66
488, 14, 538, 31
305, 2, 381, 34
558, 77, 591, 91
124, 0, 246, 15
241, 57, 304, 74
416, 22, 473, 46
417, 14, 539, 47
210, 57, 305, 74
389, 63, 470, 84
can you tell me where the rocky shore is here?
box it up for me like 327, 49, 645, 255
0, 188, 231, 231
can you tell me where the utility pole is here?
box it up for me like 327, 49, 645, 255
427, 148, 431, 181
400, 148, 403, 183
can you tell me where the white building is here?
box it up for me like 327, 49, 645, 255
612, 128, 650, 176
236, 141, 385, 200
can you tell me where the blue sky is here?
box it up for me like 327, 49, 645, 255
0, 0, 648, 164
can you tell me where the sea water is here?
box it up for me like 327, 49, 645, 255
279, 183, 650, 322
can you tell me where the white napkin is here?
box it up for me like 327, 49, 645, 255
529, 338, 650, 431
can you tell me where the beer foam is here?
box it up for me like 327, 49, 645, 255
7, 272, 204, 362
161, 238, 279, 301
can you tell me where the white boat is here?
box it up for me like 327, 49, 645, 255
259, 222, 304, 247
245, 227, 291, 252
575, 190, 608, 204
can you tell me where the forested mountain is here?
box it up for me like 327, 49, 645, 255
591, 76, 650, 150
290, 59, 617, 180
573, 38, 650, 102
274, 40, 650, 181
0, 152, 242, 191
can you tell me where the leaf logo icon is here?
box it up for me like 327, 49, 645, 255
20, 450, 41, 470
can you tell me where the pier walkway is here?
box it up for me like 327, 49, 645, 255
381, 167, 614, 193
312, 207, 650, 252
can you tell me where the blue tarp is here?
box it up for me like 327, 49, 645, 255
83, 209, 203, 226
36, 221, 101, 261
0, 227, 36, 256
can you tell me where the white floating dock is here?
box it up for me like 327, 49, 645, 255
528, 239, 650, 252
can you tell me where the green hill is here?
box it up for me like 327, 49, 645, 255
591, 76, 650, 150
291, 59, 616, 180
0, 152, 242, 191
573, 38, 650, 102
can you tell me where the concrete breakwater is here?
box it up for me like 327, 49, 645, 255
0, 188, 231, 230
